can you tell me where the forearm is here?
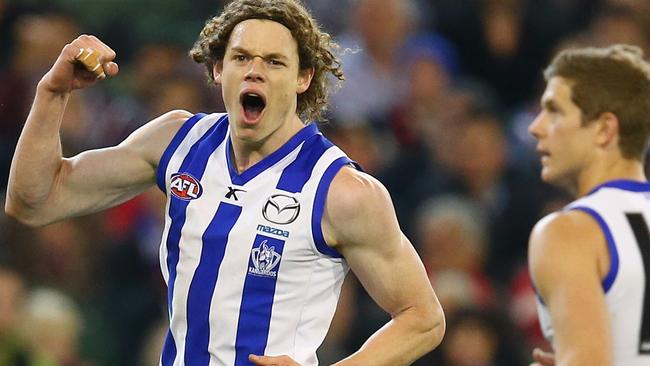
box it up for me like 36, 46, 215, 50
556, 348, 612, 366
554, 336, 613, 366
6, 83, 69, 217
332, 306, 444, 366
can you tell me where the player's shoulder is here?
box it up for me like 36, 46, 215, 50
127, 109, 194, 139
149, 109, 194, 129
328, 166, 391, 218
120, 109, 194, 163
323, 166, 400, 249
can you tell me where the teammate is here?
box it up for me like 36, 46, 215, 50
5, 0, 445, 365
528, 44, 650, 366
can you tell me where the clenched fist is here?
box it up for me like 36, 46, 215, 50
39, 34, 119, 94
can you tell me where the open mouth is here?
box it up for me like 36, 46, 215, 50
536, 146, 549, 157
240, 92, 266, 121
537, 150, 550, 163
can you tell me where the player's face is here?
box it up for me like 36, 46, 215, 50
215, 19, 312, 144
529, 77, 600, 189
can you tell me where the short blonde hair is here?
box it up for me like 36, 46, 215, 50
544, 44, 650, 160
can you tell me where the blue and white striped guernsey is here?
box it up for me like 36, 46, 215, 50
536, 180, 650, 365
155, 113, 354, 366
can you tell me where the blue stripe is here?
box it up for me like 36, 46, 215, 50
234, 235, 286, 365
160, 117, 229, 365
276, 134, 333, 193
160, 330, 176, 365
227, 123, 320, 186
185, 202, 242, 366
156, 113, 207, 192
311, 157, 355, 258
587, 179, 650, 195
571, 206, 620, 292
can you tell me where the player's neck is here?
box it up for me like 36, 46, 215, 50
576, 156, 646, 197
230, 114, 304, 174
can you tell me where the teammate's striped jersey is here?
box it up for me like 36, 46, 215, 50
156, 113, 354, 366
536, 180, 650, 365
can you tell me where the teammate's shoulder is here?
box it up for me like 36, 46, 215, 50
532, 209, 599, 237
529, 208, 608, 295
529, 209, 603, 254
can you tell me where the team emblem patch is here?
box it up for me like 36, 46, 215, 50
262, 194, 300, 225
169, 173, 203, 200
249, 239, 282, 278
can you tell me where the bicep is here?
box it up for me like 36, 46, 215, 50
42, 110, 189, 222
326, 169, 438, 315
55, 145, 156, 213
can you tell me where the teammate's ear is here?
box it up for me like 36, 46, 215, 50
596, 112, 619, 148
297, 67, 314, 94
213, 61, 223, 85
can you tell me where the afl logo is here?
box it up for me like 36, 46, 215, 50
169, 173, 203, 200
262, 194, 300, 225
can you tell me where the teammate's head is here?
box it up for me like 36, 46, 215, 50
190, 0, 343, 122
543, 44, 650, 160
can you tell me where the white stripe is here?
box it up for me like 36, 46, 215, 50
159, 113, 225, 366
159, 114, 225, 284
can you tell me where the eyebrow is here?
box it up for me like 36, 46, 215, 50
541, 98, 562, 111
229, 47, 289, 61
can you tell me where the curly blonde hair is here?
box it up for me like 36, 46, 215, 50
190, 0, 344, 122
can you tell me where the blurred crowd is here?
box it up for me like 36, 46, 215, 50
1, 0, 650, 365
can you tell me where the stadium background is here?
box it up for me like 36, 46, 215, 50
1, 0, 649, 365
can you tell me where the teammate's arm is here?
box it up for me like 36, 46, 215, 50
325, 167, 445, 365
529, 210, 613, 366
5, 35, 191, 226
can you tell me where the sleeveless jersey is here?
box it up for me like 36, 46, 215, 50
155, 113, 354, 366
536, 180, 650, 365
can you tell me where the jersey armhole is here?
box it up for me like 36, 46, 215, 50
156, 113, 206, 193
310, 157, 360, 258
570, 206, 620, 293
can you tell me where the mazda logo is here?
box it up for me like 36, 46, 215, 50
262, 194, 300, 225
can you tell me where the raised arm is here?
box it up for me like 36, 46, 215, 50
528, 210, 613, 366
325, 167, 445, 365
5, 35, 192, 226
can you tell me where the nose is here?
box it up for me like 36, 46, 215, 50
528, 112, 545, 140
244, 57, 265, 83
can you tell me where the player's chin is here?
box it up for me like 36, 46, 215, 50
540, 169, 568, 188
233, 123, 266, 143
540, 167, 556, 183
